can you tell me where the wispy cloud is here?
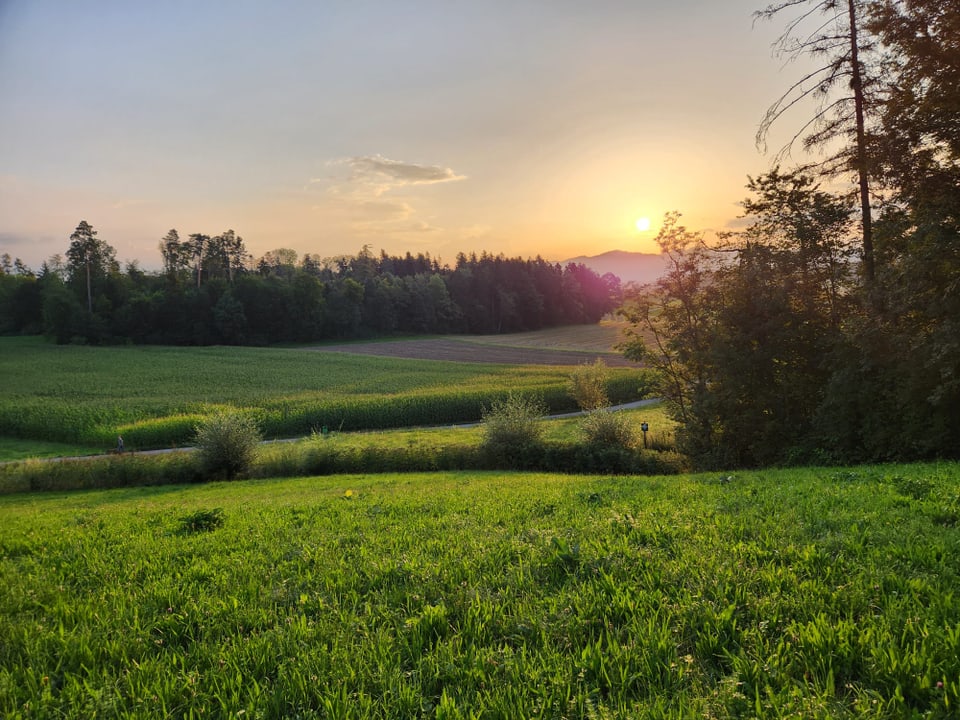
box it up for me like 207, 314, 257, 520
340, 154, 465, 187
0, 231, 33, 250
305, 154, 463, 238
316, 154, 466, 198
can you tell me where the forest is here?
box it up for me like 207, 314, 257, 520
0, 237, 620, 346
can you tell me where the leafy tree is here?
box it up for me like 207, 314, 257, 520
868, 0, 960, 185
426, 273, 462, 332
619, 213, 721, 464
212, 290, 248, 344
41, 274, 87, 344
257, 248, 299, 278
300, 253, 324, 277
568, 359, 610, 412
811, 0, 960, 460
324, 277, 364, 338
622, 173, 855, 468
734, 167, 855, 324
289, 271, 326, 341
0, 263, 42, 334
194, 411, 261, 480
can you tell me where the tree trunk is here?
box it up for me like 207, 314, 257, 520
848, 0, 874, 283
86, 254, 92, 313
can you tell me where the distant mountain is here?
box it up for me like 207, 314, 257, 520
561, 250, 668, 286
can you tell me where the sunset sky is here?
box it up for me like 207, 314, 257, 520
0, 1, 818, 271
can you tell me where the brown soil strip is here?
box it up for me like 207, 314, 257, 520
305, 338, 636, 367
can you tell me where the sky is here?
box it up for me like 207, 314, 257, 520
0, 0, 817, 271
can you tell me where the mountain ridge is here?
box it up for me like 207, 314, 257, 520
560, 249, 667, 285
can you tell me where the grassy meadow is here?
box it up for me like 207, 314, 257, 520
3, 463, 960, 718
0, 336, 647, 457
0, 404, 681, 496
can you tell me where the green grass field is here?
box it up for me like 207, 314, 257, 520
0, 404, 682, 496
3, 463, 960, 718
0, 337, 647, 457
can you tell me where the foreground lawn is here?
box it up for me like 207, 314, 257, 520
2, 464, 960, 718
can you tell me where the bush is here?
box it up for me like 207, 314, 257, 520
568, 359, 610, 411
579, 409, 637, 449
481, 394, 546, 468
194, 411, 261, 479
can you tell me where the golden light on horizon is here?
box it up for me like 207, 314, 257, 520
635, 216, 651, 232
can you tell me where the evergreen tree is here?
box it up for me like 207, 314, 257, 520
756, 0, 879, 281
65, 220, 117, 313
159, 229, 190, 282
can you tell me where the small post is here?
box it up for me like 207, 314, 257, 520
640, 422, 649, 449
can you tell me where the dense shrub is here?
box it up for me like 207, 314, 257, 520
194, 411, 261, 479
579, 409, 637, 449
0, 452, 202, 494
480, 394, 547, 469
568, 359, 609, 411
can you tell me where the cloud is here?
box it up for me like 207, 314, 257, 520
340, 154, 465, 187
303, 154, 463, 239
0, 231, 35, 252
316, 154, 466, 198
352, 200, 415, 222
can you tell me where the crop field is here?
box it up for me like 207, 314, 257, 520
311, 338, 636, 367
2, 463, 960, 718
313, 320, 639, 365
0, 336, 648, 456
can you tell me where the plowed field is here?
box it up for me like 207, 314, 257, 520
311, 337, 635, 366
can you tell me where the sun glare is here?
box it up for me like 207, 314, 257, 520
635, 216, 651, 232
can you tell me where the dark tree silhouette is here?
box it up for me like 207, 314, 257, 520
756, 0, 877, 282
65, 220, 117, 313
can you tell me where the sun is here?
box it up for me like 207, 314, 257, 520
635, 216, 651, 232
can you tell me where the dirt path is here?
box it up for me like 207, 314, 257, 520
306, 338, 636, 367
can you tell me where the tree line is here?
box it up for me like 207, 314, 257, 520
0, 229, 621, 345
620, 0, 960, 467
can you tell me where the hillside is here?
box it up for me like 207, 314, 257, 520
562, 249, 668, 285
3, 464, 958, 716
